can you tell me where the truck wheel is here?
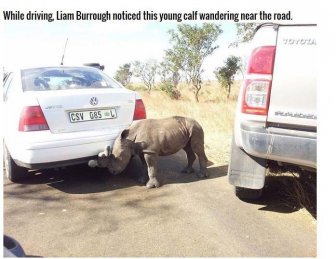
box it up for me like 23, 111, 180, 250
3, 144, 28, 182
235, 186, 262, 200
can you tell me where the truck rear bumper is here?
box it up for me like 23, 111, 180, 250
240, 123, 317, 169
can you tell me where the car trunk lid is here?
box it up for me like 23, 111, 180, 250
36, 88, 136, 133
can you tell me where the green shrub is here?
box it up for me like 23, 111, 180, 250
159, 81, 181, 99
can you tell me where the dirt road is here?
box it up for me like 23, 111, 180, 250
3, 151, 316, 257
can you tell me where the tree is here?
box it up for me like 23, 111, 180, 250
114, 63, 132, 87
159, 59, 181, 99
166, 23, 222, 102
215, 56, 241, 98
161, 53, 181, 86
230, 23, 259, 47
132, 59, 159, 92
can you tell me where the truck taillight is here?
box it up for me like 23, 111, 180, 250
133, 99, 146, 120
242, 79, 271, 115
19, 106, 49, 132
247, 46, 276, 75
242, 46, 276, 115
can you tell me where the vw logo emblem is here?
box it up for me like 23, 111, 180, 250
90, 97, 98, 106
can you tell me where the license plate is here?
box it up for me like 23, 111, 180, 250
69, 108, 117, 123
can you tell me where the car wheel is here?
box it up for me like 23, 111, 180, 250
3, 144, 28, 182
4, 235, 26, 257
235, 186, 263, 200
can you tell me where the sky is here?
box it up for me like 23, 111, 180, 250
2, 16, 250, 80
2, 0, 318, 80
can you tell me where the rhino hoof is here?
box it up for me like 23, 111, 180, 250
197, 173, 205, 178
146, 179, 160, 188
138, 175, 148, 185
197, 170, 209, 178
181, 167, 194, 174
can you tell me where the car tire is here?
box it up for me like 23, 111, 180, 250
235, 186, 263, 200
3, 144, 28, 182
4, 235, 26, 257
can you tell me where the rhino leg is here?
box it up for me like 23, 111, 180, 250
195, 149, 209, 178
143, 153, 160, 188
181, 143, 196, 174
190, 135, 209, 178
138, 154, 149, 184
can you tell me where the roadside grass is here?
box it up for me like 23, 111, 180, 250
132, 81, 316, 217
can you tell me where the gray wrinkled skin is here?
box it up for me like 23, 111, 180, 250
90, 116, 209, 188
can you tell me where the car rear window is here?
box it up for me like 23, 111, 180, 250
21, 67, 121, 91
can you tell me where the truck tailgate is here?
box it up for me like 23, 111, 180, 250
267, 25, 317, 129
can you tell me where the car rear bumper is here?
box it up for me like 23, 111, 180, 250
14, 155, 97, 170
240, 123, 317, 168
6, 129, 119, 168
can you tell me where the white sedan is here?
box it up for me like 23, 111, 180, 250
3, 66, 146, 182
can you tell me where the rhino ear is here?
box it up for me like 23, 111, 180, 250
104, 145, 111, 156
120, 129, 129, 139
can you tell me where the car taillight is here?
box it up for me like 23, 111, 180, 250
242, 46, 276, 115
133, 99, 146, 120
19, 106, 49, 132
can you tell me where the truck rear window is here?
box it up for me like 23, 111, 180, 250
21, 67, 121, 91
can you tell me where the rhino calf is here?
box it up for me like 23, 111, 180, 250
89, 116, 209, 188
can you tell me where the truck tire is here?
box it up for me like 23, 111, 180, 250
3, 144, 28, 182
235, 186, 263, 200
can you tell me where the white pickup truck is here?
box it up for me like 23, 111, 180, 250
228, 23, 317, 199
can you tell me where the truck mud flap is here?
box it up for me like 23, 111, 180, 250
228, 135, 267, 189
